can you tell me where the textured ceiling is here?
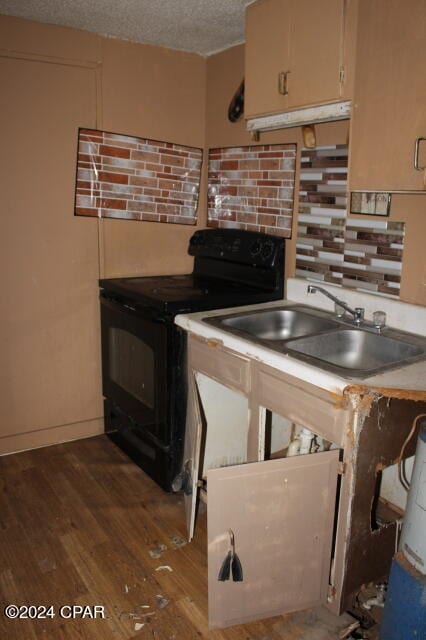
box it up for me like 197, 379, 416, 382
0, 0, 253, 56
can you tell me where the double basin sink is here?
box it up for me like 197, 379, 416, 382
205, 305, 426, 378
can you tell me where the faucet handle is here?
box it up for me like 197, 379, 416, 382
373, 310, 386, 333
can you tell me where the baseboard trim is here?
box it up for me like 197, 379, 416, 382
0, 417, 104, 456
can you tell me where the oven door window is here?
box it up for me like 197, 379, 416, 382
109, 328, 155, 409
100, 296, 168, 437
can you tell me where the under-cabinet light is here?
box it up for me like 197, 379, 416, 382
246, 100, 351, 132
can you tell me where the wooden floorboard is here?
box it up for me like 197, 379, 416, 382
0, 435, 354, 639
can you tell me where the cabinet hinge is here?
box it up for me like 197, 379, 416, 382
338, 461, 346, 475
339, 65, 345, 85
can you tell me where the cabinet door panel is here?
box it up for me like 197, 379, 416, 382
183, 371, 203, 540
207, 450, 339, 629
245, 0, 291, 118
349, 0, 426, 191
288, 0, 343, 108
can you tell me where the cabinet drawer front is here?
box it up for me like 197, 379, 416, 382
255, 368, 346, 446
189, 338, 250, 394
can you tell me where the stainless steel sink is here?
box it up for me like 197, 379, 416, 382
287, 329, 426, 374
207, 306, 339, 340
204, 304, 426, 378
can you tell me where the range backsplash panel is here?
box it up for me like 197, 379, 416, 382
296, 145, 405, 298
207, 144, 296, 237
74, 129, 203, 224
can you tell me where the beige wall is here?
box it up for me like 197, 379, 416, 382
0, 15, 206, 454
100, 37, 206, 277
0, 50, 102, 454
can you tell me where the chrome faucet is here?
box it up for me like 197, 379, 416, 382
307, 284, 365, 325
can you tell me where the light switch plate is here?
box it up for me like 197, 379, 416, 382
350, 192, 391, 216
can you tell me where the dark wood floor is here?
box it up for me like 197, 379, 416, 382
0, 436, 357, 639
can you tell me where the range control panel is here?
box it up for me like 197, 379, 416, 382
188, 228, 284, 267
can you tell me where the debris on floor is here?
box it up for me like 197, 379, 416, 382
360, 583, 387, 610
169, 534, 186, 548
148, 543, 167, 558
339, 620, 361, 638
347, 582, 386, 639
155, 594, 170, 609
139, 606, 155, 620
155, 565, 173, 572
134, 622, 145, 631
118, 610, 142, 621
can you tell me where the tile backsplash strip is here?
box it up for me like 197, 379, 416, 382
75, 129, 203, 225
296, 145, 348, 284
296, 145, 405, 298
343, 220, 404, 296
207, 144, 296, 237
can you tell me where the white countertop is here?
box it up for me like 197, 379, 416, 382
175, 298, 426, 397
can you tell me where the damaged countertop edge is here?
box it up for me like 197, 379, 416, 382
343, 385, 426, 404
175, 299, 426, 399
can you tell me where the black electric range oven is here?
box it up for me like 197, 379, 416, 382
100, 228, 285, 491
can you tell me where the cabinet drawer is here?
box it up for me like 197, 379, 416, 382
255, 367, 347, 446
189, 337, 250, 394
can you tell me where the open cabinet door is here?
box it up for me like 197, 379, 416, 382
183, 371, 203, 540
207, 450, 339, 629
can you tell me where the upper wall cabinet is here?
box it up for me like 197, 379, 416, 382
349, 0, 426, 192
245, 0, 356, 119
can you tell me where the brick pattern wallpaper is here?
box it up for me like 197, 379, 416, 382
296, 145, 405, 298
207, 144, 296, 237
75, 129, 202, 225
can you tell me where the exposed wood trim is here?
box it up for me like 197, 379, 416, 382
246, 100, 351, 132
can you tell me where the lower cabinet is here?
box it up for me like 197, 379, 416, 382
180, 335, 425, 626
182, 336, 345, 628
207, 451, 339, 628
